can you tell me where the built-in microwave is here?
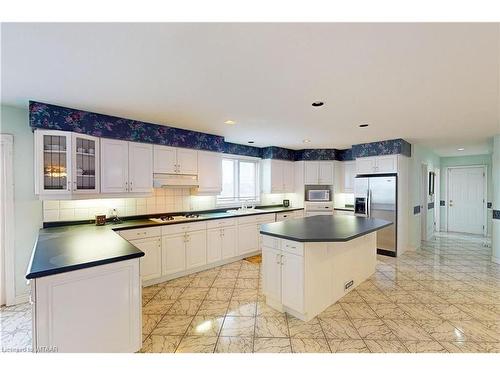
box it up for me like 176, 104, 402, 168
306, 189, 331, 202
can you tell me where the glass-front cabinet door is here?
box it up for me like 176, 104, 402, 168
71, 133, 99, 194
35, 130, 100, 197
36, 130, 72, 195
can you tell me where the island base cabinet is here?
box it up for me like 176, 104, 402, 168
262, 233, 376, 321
31, 259, 141, 353
262, 245, 305, 317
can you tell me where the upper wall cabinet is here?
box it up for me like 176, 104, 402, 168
101, 139, 153, 194
35, 130, 100, 198
261, 159, 295, 194
334, 161, 356, 193
196, 151, 222, 195
304, 161, 334, 185
355, 155, 398, 175
153, 145, 198, 175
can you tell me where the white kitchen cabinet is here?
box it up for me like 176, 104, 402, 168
318, 161, 334, 184
343, 161, 356, 192
262, 246, 282, 302
162, 234, 187, 276
207, 223, 237, 262
100, 138, 129, 193
31, 259, 141, 352
185, 230, 207, 270
35, 130, 100, 197
128, 142, 153, 193
275, 210, 303, 222
196, 151, 222, 194
281, 252, 304, 312
101, 139, 153, 194
221, 226, 237, 260
304, 161, 319, 184
238, 223, 260, 255
262, 238, 305, 315
207, 228, 223, 263
130, 236, 162, 282
304, 161, 334, 185
355, 155, 398, 175
71, 133, 100, 194
153, 145, 198, 175
283, 161, 295, 192
261, 159, 295, 194
153, 145, 177, 174
177, 148, 198, 174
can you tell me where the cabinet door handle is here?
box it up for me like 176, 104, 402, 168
73, 181, 77, 191
275, 253, 281, 264
67, 181, 71, 191
280, 254, 285, 265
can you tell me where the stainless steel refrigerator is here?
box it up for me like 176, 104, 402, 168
354, 174, 397, 256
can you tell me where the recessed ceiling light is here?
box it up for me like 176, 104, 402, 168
457, 148, 465, 151
359, 124, 369, 128
311, 101, 324, 107
303, 139, 311, 143
248, 141, 255, 144
224, 120, 236, 125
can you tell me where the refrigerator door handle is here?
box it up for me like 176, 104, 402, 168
366, 189, 370, 217
368, 189, 372, 217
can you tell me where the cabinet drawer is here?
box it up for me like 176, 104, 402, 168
161, 221, 207, 235
206, 218, 236, 229
261, 235, 280, 249
237, 215, 260, 225
281, 239, 304, 256
119, 226, 161, 241
256, 213, 276, 224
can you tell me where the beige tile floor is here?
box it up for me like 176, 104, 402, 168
1, 232, 499, 353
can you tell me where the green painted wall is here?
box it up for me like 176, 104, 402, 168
408, 144, 441, 250
0, 105, 43, 300
439, 154, 493, 234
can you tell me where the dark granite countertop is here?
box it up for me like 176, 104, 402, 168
260, 215, 392, 242
27, 206, 304, 279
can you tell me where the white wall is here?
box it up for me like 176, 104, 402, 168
1, 105, 43, 301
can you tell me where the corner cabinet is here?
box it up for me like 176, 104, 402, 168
355, 155, 398, 175
35, 130, 100, 198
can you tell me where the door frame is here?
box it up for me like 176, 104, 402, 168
445, 165, 487, 236
420, 163, 428, 241
0, 134, 16, 306
434, 168, 440, 232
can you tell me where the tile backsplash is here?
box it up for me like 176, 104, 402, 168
42, 189, 300, 222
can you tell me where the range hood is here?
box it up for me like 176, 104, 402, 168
153, 173, 199, 187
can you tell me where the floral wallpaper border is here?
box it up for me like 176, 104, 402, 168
30, 101, 411, 161
352, 138, 412, 158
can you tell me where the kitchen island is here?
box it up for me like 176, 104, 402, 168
260, 215, 392, 321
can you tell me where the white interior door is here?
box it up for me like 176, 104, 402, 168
447, 167, 485, 235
